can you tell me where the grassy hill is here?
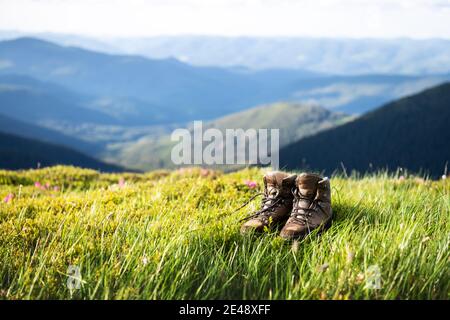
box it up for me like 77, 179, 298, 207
107, 102, 351, 171
0, 166, 448, 299
0, 131, 123, 172
280, 83, 450, 177
207, 101, 351, 145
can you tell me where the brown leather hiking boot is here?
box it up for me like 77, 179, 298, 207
280, 173, 332, 240
240, 171, 297, 234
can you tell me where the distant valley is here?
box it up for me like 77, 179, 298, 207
105, 102, 352, 171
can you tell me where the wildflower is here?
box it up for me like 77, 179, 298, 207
53, 186, 60, 192
3, 193, 14, 203
178, 167, 189, 174
398, 175, 405, 181
142, 256, 148, 266
399, 242, 407, 251
200, 168, 210, 177
318, 263, 329, 272
355, 273, 365, 284
245, 180, 258, 189
442, 175, 447, 180
118, 177, 125, 188
178, 167, 195, 175
34, 182, 50, 190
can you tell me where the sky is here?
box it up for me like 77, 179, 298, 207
0, 0, 450, 39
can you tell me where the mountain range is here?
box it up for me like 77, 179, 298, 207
0, 36, 449, 175
279, 83, 450, 177
0, 37, 275, 122
106, 36, 450, 75
1, 37, 449, 118
2, 32, 450, 75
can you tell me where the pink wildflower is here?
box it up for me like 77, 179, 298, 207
3, 193, 14, 203
118, 177, 125, 188
53, 186, 60, 192
245, 180, 258, 189
34, 182, 42, 189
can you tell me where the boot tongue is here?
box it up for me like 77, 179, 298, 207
317, 177, 331, 202
264, 171, 287, 187
263, 172, 289, 207
296, 173, 321, 199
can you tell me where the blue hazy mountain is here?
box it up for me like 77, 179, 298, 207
0, 74, 180, 126
0, 131, 124, 172
69, 35, 450, 75
286, 73, 450, 114
1, 37, 449, 119
0, 112, 100, 155
0, 75, 120, 125
3, 32, 450, 75
279, 83, 450, 177
0, 37, 274, 120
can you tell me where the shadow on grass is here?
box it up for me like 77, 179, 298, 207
332, 200, 379, 225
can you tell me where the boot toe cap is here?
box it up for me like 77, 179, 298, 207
240, 219, 265, 234
280, 224, 307, 240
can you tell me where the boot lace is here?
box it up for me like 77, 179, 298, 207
238, 191, 285, 222
289, 188, 321, 225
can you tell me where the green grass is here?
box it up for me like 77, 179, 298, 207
0, 165, 448, 299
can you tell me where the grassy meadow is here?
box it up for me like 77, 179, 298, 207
0, 166, 448, 299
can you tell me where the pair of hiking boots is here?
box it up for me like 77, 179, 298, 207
240, 171, 332, 240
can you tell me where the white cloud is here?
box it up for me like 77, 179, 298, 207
0, 0, 449, 38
